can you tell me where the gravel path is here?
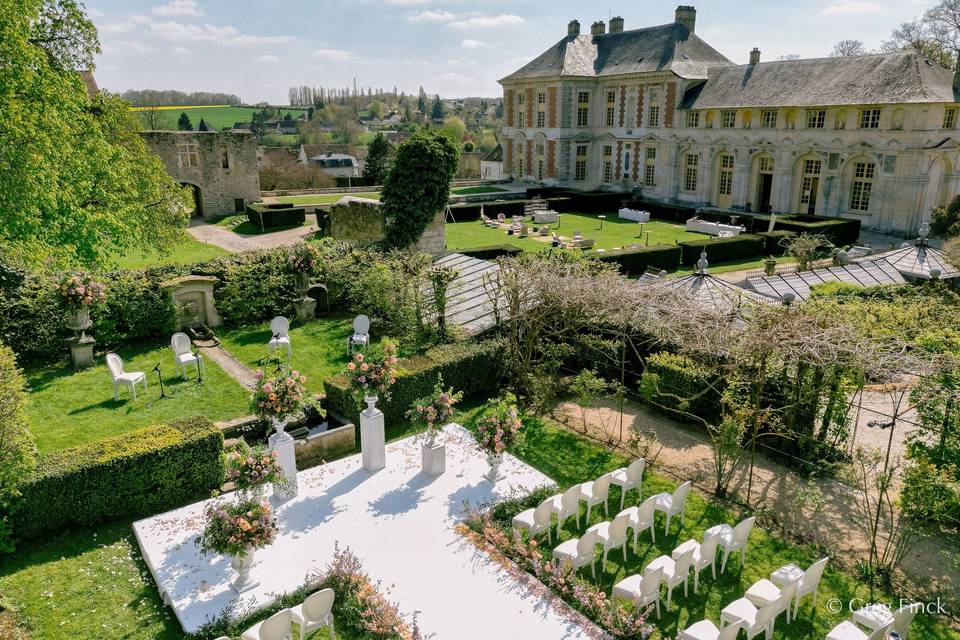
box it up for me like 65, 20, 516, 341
187, 218, 318, 253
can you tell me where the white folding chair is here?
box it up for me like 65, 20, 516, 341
672, 531, 720, 594
552, 527, 599, 578
853, 602, 922, 640
587, 510, 630, 571
105, 352, 147, 401
612, 566, 664, 620
770, 556, 829, 613
512, 497, 554, 544
170, 332, 203, 378
646, 546, 695, 609
743, 576, 798, 625
548, 484, 582, 537
720, 598, 779, 640
579, 473, 613, 521
712, 516, 756, 573
621, 494, 658, 553
652, 480, 691, 535
240, 608, 293, 640
679, 619, 742, 640
348, 314, 370, 354
610, 458, 645, 509
290, 588, 335, 640
268, 316, 292, 358
827, 619, 894, 640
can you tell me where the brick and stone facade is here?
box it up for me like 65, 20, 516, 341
142, 131, 260, 219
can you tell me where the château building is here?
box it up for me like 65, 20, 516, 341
499, 6, 960, 233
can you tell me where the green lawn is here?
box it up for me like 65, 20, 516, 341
271, 192, 380, 206
25, 342, 250, 454
446, 213, 702, 253
451, 185, 507, 195
134, 105, 308, 131
113, 234, 229, 270
463, 415, 960, 640
217, 316, 355, 394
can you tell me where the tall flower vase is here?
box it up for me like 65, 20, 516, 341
66, 308, 95, 369
268, 417, 298, 501
485, 453, 504, 482
361, 395, 386, 472
230, 552, 259, 593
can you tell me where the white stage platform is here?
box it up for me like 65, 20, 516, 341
133, 424, 604, 638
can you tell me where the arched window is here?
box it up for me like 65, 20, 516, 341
848, 160, 876, 211
683, 153, 699, 192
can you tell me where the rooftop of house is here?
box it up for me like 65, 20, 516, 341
482, 143, 504, 162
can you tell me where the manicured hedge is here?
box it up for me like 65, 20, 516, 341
679, 234, 765, 265
638, 351, 723, 425
335, 176, 377, 187
246, 203, 307, 229
325, 338, 506, 425
458, 245, 524, 260
771, 215, 861, 246
11, 416, 223, 540
757, 230, 796, 255
595, 245, 681, 275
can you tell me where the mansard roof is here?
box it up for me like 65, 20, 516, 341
500, 22, 732, 83
682, 51, 959, 109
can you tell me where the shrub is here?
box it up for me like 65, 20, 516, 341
679, 234, 765, 265
594, 245, 681, 275
0, 344, 36, 552
325, 339, 506, 424
638, 351, 724, 425
11, 416, 223, 540
757, 230, 796, 255
772, 216, 860, 246
246, 203, 306, 230
930, 195, 960, 238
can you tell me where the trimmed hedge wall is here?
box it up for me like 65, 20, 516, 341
595, 245, 682, 275
246, 203, 307, 229
325, 339, 506, 425
773, 215, 861, 246
458, 245, 524, 260
757, 230, 796, 255
679, 234, 765, 265
11, 417, 223, 540
638, 351, 723, 425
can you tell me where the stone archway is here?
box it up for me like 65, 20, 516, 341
922, 155, 952, 218
181, 182, 203, 217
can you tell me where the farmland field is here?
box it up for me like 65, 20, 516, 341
132, 105, 308, 131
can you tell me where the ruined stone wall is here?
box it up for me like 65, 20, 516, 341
327, 199, 446, 256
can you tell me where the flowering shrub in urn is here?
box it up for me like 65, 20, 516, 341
287, 242, 319, 274
345, 341, 398, 401
252, 356, 308, 422
195, 498, 278, 559
475, 395, 523, 458
57, 272, 106, 310
408, 375, 462, 447
225, 442, 286, 497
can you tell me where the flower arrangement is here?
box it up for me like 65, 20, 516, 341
345, 341, 398, 401
252, 357, 308, 421
475, 396, 523, 458
287, 243, 319, 274
57, 272, 106, 310
225, 442, 285, 495
408, 375, 462, 447
195, 498, 278, 558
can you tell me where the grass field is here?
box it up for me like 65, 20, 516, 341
134, 105, 308, 131
450, 185, 507, 195
271, 192, 381, 206
112, 234, 229, 270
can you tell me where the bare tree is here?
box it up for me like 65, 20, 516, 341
831, 39, 867, 57
139, 106, 166, 131
882, 4, 957, 70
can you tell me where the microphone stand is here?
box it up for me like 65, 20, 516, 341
192, 348, 204, 384
146, 363, 166, 407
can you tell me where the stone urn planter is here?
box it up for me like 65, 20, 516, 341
293, 272, 311, 294
65, 308, 95, 368
485, 453, 504, 482
230, 552, 259, 593
421, 441, 446, 476
271, 417, 287, 438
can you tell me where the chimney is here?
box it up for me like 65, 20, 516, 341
609, 16, 624, 33
591, 21, 606, 37
568, 19, 580, 37
749, 47, 761, 65
675, 5, 696, 33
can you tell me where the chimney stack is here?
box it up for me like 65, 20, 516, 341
591, 21, 606, 37
609, 16, 624, 33
749, 47, 761, 65
568, 19, 580, 37
675, 5, 696, 33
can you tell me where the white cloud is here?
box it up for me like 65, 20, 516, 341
100, 21, 137, 34
461, 39, 485, 48
448, 14, 524, 29
173, 46, 190, 54
407, 10, 455, 22
149, 21, 295, 45
152, 0, 203, 17
314, 48, 355, 61
256, 54, 280, 63
820, 0, 881, 15
438, 71, 471, 84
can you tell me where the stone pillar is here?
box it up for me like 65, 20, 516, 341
293, 297, 317, 323
69, 338, 95, 369
360, 397, 386, 472
269, 430, 299, 500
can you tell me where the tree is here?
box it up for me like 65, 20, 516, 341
780, 233, 833, 272
197, 117, 210, 132
0, 0, 190, 268
438, 115, 466, 144
883, 3, 958, 70
431, 95, 445, 121
463, 141, 476, 153
177, 111, 193, 131
364, 132, 392, 185
380, 131, 459, 249
831, 39, 866, 57
140, 106, 165, 130
930, 194, 960, 237
250, 111, 266, 140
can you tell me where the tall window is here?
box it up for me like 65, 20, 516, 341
721, 111, 736, 128
517, 91, 525, 128
220, 147, 230, 169
683, 153, 698, 192
718, 154, 734, 196
536, 144, 545, 181
518, 157, 524, 178
858, 108, 881, 129
945, 107, 957, 129
686, 111, 700, 128
806, 109, 826, 129
577, 91, 590, 127
177, 143, 199, 168
644, 147, 656, 187
605, 90, 616, 127
518, 110, 525, 128
536, 91, 546, 128
761, 110, 778, 129
647, 88, 660, 127
849, 161, 875, 211
602, 145, 613, 183
575, 144, 588, 181
759, 156, 774, 173
800, 159, 821, 206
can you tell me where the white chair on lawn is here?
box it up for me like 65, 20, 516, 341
170, 332, 203, 378
770, 556, 829, 614
742, 576, 798, 625
552, 527, 599, 578
678, 619, 742, 640
705, 516, 756, 573
106, 353, 147, 401
652, 480, 691, 535
240, 608, 293, 640
853, 602, 922, 639
268, 316, 293, 358
621, 495, 658, 552
512, 497, 554, 544
549, 484, 582, 537
645, 546, 695, 609
579, 473, 613, 521
672, 532, 721, 594
610, 458, 645, 509
612, 566, 663, 620
720, 598, 779, 640
348, 314, 370, 354
587, 510, 630, 571
827, 619, 893, 640
290, 588, 335, 640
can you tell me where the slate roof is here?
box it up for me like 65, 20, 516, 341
682, 50, 959, 109
501, 22, 732, 82
858, 235, 960, 280
482, 143, 504, 163
746, 260, 906, 301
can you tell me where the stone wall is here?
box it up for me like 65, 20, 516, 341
141, 131, 260, 218
327, 198, 446, 255
294, 424, 356, 469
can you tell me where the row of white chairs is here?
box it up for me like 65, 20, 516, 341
826, 602, 921, 640
213, 587, 335, 640
106, 330, 204, 400
266, 314, 372, 358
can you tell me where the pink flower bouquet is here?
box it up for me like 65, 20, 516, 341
57, 272, 106, 310
344, 341, 398, 401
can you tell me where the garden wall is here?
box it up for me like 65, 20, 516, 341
327, 199, 445, 255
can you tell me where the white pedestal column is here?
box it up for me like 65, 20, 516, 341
268, 431, 298, 500
360, 397, 386, 472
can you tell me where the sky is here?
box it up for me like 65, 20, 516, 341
87, 0, 933, 104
